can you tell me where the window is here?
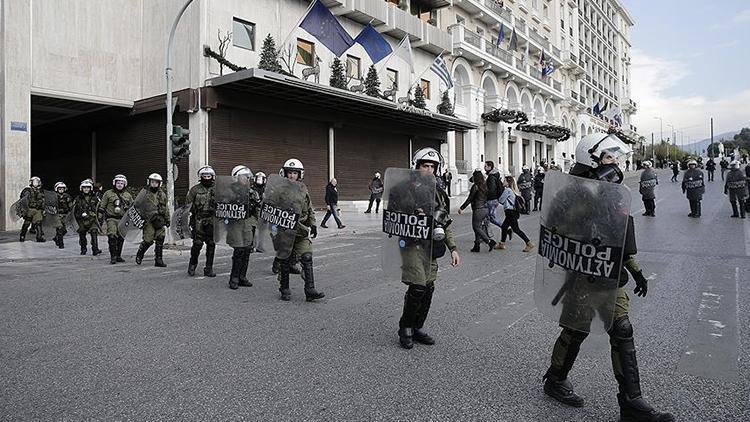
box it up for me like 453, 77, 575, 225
232, 18, 256, 51
386, 68, 398, 88
420, 79, 431, 100
296, 39, 315, 66
476, 27, 484, 36
346, 55, 361, 79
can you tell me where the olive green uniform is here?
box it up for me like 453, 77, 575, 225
53, 192, 73, 248
74, 192, 101, 255
186, 182, 216, 276
99, 188, 133, 263
19, 187, 46, 242
135, 188, 170, 266
227, 182, 260, 288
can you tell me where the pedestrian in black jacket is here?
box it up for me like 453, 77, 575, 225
533, 167, 545, 211
459, 170, 496, 252
321, 178, 345, 229
364, 172, 383, 213
705, 159, 716, 181
484, 161, 503, 229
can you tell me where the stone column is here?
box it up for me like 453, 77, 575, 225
0, 0, 32, 230
446, 131, 457, 173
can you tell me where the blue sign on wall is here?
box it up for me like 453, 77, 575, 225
10, 121, 28, 132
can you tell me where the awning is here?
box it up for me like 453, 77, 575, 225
204, 68, 477, 132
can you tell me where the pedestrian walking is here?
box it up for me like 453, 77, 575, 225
364, 172, 383, 213
670, 161, 679, 182
533, 167, 545, 211
720, 158, 728, 181
495, 176, 534, 252
682, 160, 705, 218
484, 161, 504, 228
745, 164, 750, 213
517, 166, 534, 215
443, 169, 453, 197
724, 161, 747, 219
625, 159, 631, 172
458, 170, 495, 252
705, 159, 716, 181
321, 178, 346, 229
639, 161, 658, 217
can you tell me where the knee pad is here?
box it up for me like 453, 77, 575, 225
406, 284, 427, 299
155, 236, 165, 244
142, 240, 154, 247
300, 252, 313, 264
561, 327, 589, 345
609, 316, 633, 339
192, 239, 204, 249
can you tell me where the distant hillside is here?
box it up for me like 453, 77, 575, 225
681, 130, 739, 154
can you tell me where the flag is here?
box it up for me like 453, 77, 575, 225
603, 105, 621, 122
430, 55, 453, 89
495, 24, 505, 49
509, 28, 518, 51
542, 61, 555, 78
299, 0, 354, 57
354, 23, 392, 63
600, 101, 609, 115
393, 35, 415, 75
539, 50, 546, 67
593, 102, 601, 116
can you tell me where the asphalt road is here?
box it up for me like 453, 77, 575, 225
1, 169, 749, 421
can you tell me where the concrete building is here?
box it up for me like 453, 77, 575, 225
0, 0, 638, 230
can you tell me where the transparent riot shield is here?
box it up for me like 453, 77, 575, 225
213, 176, 258, 248
118, 189, 156, 243
534, 171, 631, 334
256, 175, 306, 259
41, 191, 61, 234
170, 205, 192, 241
380, 168, 436, 284
64, 210, 79, 233
9, 196, 28, 223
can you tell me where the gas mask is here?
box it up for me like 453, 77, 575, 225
592, 163, 624, 184
432, 208, 453, 242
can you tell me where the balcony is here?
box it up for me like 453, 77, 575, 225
484, 0, 512, 23
485, 40, 513, 65
623, 98, 637, 112
421, 20, 453, 53
461, 0, 513, 28
516, 19, 527, 35
528, 29, 550, 50
386, 3, 423, 40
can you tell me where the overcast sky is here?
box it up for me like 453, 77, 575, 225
624, 0, 750, 144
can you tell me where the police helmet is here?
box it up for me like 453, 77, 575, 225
280, 158, 304, 179
375, 172, 381, 179
254, 171, 267, 186
147, 173, 163, 186
80, 179, 94, 191
730, 160, 740, 169
687, 160, 697, 167
522, 165, 530, 172
232, 165, 253, 182
411, 147, 443, 175
198, 166, 216, 179
54, 182, 67, 191
575, 133, 632, 168
642, 161, 652, 168
113, 174, 128, 187
29, 176, 42, 187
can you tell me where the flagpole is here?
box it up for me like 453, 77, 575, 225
277, 0, 318, 53
377, 35, 407, 75
412, 49, 447, 89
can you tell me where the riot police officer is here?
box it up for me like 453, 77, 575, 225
226, 165, 260, 289
533, 167, 545, 211
19, 176, 46, 242
517, 166, 534, 215
74, 179, 102, 256
277, 159, 324, 302
364, 172, 384, 213
253, 172, 267, 198
99, 174, 133, 264
135, 173, 170, 267
542, 133, 673, 422
682, 160, 705, 218
186, 166, 217, 277
724, 160, 747, 219
52, 182, 73, 248
639, 161, 658, 217
394, 148, 461, 349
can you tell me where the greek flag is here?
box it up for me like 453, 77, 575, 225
430, 55, 453, 89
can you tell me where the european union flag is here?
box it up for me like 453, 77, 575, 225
354, 24, 392, 63
300, 0, 355, 57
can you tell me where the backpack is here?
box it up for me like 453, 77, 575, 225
514, 193, 528, 214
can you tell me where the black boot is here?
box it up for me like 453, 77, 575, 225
135, 241, 149, 265
278, 258, 291, 301
696, 201, 702, 217
375, 201, 380, 213
238, 247, 252, 287
56, 228, 66, 249
79, 233, 88, 255
413, 284, 435, 345
688, 201, 696, 217
272, 257, 281, 274
116, 237, 126, 262
154, 238, 166, 267
90, 233, 101, 256
488, 240, 497, 251
543, 328, 588, 407
610, 317, 674, 422
301, 253, 324, 301
470, 242, 481, 253
229, 248, 241, 290
731, 201, 739, 218
20, 222, 29, 242
188, 241, 201, 276
108, 236, 118, 264
35, 224, 46, 243
203, 242, 216, 277
398, 285, 426, 349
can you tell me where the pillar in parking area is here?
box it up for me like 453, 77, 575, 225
0, 0, 32, 231
188, 109, 209, 187
328, 125, 335, 180
446, 131, 456, 173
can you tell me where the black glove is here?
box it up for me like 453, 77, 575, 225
633, 270, 648, 297
309, 225, 318, 239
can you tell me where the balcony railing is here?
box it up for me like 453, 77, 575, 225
515, 59, 527, 73
529, 29, 549, 50
485, 42, 513, 65
484, 0, 513, 22
551, 46, 561, 57
516, 19, 527, 34
463, 28, 481, 48
553, 80, 562, 91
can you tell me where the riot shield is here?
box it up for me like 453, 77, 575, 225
64, 210, 79, 233
170, 205, 192, 241
534, 171, 631, 334
380, 168, 436, 284
9, 196, 28, 223
40, 191, 61, 234
213, 176, 258, 248
118, 190, 156, 242
256, 175, 306, 259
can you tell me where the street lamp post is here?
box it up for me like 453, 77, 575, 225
653, 116, 663, 164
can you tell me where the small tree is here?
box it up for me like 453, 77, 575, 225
436, 91, 454, 116
329, 58, 347, 89
411, 85, 427, 109
364, 65, 381, 97
258, 34, 282, 73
